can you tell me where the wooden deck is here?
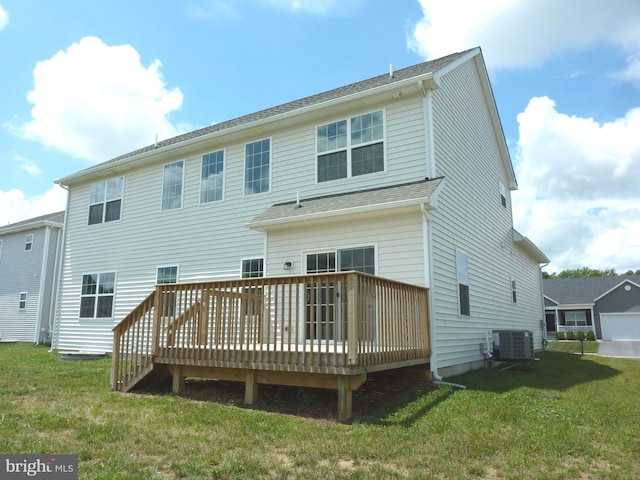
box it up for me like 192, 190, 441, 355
111, 271, 431, 421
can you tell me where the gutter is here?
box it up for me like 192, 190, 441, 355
420, 203, 466, 390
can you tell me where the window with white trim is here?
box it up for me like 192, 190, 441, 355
317, 111, 384, 182
242, 258, 264, 278
244, 139, 270, 195
511, 278, 517, 303
80, 272, 115, 318
19, 292, 27, 310
25, 234, 34, 251
201, 150, 224, 203
89, 177, 124, 224
457, 250, 470, 316
565, 311, 587, 326
162, 161, 184, 210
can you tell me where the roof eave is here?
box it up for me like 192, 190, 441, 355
512, 229, 550, 264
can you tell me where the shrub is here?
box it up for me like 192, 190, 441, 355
556, 331, 565, 340
566, 331, 575, 340
586, 331, 596, 341
577, 331, 586, 341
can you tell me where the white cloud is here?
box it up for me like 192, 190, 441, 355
0, 4, 8, 30
512, 97, 640, 273
12, 36, 184, 163
14, 153, 43, 176
408, 0, 640, 75
0, 186, 67, 226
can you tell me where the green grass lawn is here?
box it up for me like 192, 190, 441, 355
1, 342, 638, 479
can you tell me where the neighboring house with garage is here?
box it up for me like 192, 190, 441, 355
0, 211, 65, 344
50, 47, 548, 418
544, 275, 640, 340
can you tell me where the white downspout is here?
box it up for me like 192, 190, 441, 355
419, 79, 465, 389
50, 186, 70, 352
48, 226, 63, 340
421, 204, 466, 389
34, 225, 52, 344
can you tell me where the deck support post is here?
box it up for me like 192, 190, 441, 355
245, 369, 259, 405
337, 375, 352, 422
171, 366, 185, 394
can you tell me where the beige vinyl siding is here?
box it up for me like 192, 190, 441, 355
429, 57, 543, 372
263, 209, 426, 285
53, 97, 434, 352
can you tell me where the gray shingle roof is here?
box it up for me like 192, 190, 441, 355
248, 177, 443, 228
543, 275, 640, 305
61, 48, 476, 180
0, 211, 65, 233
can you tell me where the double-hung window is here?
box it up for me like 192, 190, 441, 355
244, 139, 270, 195
80, 272, 115, 318
317, 110, 385, 182
201, 150, 224, 203
89, 177, 124, 224
19, 292, 27, 310
162, 161, 184, 210
25, 234, 34, 251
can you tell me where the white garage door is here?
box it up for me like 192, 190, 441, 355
600, 313, 640, 341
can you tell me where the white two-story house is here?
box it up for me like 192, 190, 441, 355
51, 47, 548, 417
0, 211, 64, 344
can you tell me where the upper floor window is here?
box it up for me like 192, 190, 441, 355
80, 272, 115, 318
242, 258, 264, 278
89, 177, 124, 225
19, 292, 27, 310
162, 161, 184, 210
25, 234, 34, 251
245, 139, 270, 195
317, 111, 384, 182
201, 150, 225, 203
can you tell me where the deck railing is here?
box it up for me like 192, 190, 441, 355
112, 272, 430, 391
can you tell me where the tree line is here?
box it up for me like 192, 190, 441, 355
542, 267, 640, 279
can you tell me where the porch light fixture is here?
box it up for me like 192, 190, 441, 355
283, 261, 293, 270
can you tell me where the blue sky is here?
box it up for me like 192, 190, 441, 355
1, 0, 639, 273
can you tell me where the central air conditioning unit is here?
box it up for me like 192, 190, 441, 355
492, 330, 534, 361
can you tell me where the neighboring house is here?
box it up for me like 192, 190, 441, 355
544, 275, 640, 340
0, 211, 65, 344
51, 46, 548, 384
